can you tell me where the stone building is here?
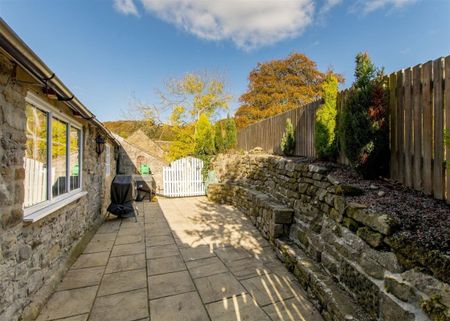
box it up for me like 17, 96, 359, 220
0, 19, 120, 321
114, 132, 168, 193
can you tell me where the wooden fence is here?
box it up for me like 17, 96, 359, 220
237, 55, 450, 202
237, 99, 321, 157
387, 56, 450, 201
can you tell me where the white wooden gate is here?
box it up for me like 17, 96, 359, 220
162, 157, 205, 197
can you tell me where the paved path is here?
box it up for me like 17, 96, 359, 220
36, 197, 323, 321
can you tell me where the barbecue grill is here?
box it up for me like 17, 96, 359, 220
107, 175, 138, 221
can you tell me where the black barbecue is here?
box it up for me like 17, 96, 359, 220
107, 175, 137, 220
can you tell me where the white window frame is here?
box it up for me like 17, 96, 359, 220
23, 92, 86, 222
105, 144, 111, 177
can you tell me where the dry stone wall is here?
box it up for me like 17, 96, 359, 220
209, 153, 450, 321
0, 51, 117, 321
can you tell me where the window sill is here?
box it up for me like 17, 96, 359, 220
23, 191, 88, 223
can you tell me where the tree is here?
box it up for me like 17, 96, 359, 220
194, 114, 215, 156
223, 117, 237, 150
281, 118, 295, 156
214, 122, 225, 153
315, 74, 339, 159
235, 53, 342, 128
339, 52, 389, 178
165, 72, 231, 161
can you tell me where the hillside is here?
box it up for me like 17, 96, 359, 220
103, 120, 176, 141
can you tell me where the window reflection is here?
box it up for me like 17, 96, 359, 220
52, 118, 67, 197
24, 104, 48, 207
70, 127, 81, 190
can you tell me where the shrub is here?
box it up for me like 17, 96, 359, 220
339, 52, 389, 178
224, 117, 237, 150
281, 118, 296, 156
194, 113, 215, 156
214, 122, 225, 153
315, 74, 339, 159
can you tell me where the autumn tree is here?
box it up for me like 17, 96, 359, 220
235, 53, 341, 128
164, 72, 231, 161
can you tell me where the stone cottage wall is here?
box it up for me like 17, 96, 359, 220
115, 134, 167, 193
0, 51, 117, 321
209, 153, 449, 321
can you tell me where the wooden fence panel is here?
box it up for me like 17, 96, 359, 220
236, 100, 319, 157
445, 56, 450, 203
422, 61, 433, 195
389, 72, 398, 180
412, 64, 422, 190
403, 68, 413, 187
397, 70, 405, 184
433, 58, 444, 199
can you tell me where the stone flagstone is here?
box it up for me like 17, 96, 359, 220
34, 198, 323, 321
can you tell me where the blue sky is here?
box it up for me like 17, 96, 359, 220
1, 0, 449, 122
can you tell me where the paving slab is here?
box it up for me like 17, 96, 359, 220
180, 245, 215, 261
241, 273, 298, 306
146, 244, 179, 259
90, 288, 148, 321
147, 255, 186, 275
206, 293, 271, 321
115, 233, 144, 245
148, 270, 195, 299
58, 266, 104, 290
263, 296, 324, 321
110, 242, 145, 257
51, 314, 89, 321
150, 291, 209, 321
36, 286, 97, 321
98, 269, 147, 296
146, 235, 175, 246
71, 252, 109, 269
194, 272, 246, 304
227, 257, 270, 280
214, 246, 252, 264
105, 253, 146, 274
186, 256, 228, 279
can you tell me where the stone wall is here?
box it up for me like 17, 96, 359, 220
114, 134, 167, 193
209, 153, 450, 321
0, 51, 117, 321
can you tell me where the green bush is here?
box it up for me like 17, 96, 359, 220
194, 113, 215, 156
214, 116, 237, 153
315, 74, 338, 159
214, 122, 225, 153
339, 52, 389, 178
281, 118, 296, 156
224, 116, 237, 150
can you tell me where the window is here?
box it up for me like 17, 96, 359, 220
24, 93, 83, 219
105, 144, 111, 177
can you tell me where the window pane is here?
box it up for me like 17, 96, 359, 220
70, 127, 81, 190
52, 118, 67, 197
24, 104, 48, 207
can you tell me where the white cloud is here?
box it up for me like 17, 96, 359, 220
138, 0, 314, 50
320, 0, 342, 15
114, 0, 139, 16
113, 0, 417, 50
355, 0, 416, 13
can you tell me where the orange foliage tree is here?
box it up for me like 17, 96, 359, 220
235, 53, 342, 128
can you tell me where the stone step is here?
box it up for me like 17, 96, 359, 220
274, 239, 375, 321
